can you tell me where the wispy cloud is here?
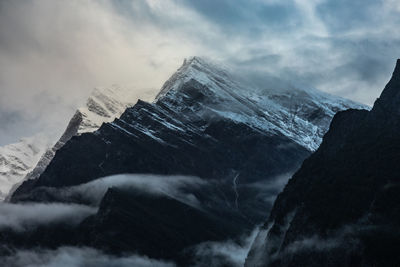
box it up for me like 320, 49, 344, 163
32, 174, 206, 208
0, 246, 176, 267
191, 227, 260, 267
0, 202, 96, 232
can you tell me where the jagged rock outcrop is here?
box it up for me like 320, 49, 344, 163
6, 57, 366, 264
24, 85, 141, 181
245, 59, 400, 267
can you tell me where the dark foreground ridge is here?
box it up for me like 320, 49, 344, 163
246, 59, 400, 267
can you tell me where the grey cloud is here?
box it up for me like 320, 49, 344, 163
0, 109, 30, 146
192, 226, 260, 267
1, 0, 400, 144
243, 172, 294, 207
0, 0, 203, 144
316, 0, 385, 32
0, 246, 175, 267
182, 0, 299, 34
272, 223, 364, 263
0, 202, 96, 232
284, 235, 341, 254
245, 222, 274, 267
249, 218, 365, 265
47, 174, 206, 208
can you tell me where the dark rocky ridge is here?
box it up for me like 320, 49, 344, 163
13, 91, 308, 196
245, 59, 400, 267
7, 80, 309, 264
5, 57, 363, 265
6, 60, 314, 264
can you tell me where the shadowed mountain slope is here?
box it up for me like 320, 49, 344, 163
245, 59, 400, 267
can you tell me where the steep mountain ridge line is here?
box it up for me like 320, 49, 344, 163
2, 85, 145, 201
155, 57, 368, 151
245, 59, 400, 267
5, 56, 368, 265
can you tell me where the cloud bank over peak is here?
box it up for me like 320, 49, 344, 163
1, 0, 399, 144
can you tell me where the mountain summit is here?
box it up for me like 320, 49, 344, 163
7, 57, 366, 265
156, 57, 367, 151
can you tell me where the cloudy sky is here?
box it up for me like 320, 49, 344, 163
1, 0, 400, 145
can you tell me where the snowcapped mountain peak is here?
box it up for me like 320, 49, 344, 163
155, 56, 235, 100
27, 84, 142, 175
181, 56, 229, 75
3, 57, 368, 201
154, 56, 369, 151
2, 84, 147, 200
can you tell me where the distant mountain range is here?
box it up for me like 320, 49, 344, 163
1, 57, 367, 266
0, 85, 149, 200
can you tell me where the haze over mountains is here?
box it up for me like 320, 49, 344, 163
1, 0, 400, 266
0, 57, 368, 266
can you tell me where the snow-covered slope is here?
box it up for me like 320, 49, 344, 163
77, 85, 149, 134
25, 85, 143, 181
156, 57, 368, 151
0, 135, 52, 200
4, 85, 146, 200
9, 57, 370, 265
5, 57, 367, 201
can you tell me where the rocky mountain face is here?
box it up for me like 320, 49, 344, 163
3, 85, 141, 200
245, 60, 400, 267
6, 57, 365, 265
